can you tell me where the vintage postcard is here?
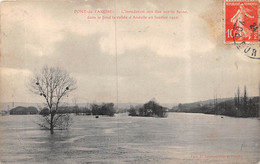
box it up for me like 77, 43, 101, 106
0, 0, 259, 163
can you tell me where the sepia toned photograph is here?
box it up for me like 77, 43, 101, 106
0, 0, 259, 163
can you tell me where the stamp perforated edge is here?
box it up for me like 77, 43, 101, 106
224, 0, 259, 45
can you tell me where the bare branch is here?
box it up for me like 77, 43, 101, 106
28, 66, 77, 133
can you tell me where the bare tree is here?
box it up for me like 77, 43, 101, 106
29, 66, 77, 134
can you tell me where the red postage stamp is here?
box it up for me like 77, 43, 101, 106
225, 1, 259, 43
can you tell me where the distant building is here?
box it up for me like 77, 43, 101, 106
10, 106, 38, 115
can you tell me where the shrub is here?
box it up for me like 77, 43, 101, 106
91, 103, 115, 116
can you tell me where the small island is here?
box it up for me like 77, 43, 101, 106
128, 100, 168, 118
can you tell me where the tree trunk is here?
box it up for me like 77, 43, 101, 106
50, 112, 54, 134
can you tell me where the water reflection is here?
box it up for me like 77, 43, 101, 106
0, 113, 259, 163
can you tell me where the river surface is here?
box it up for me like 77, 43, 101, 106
0, 113, 259, 164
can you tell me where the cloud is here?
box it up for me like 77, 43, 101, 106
99, 13, 215, 58
2, 0, 214, 59
0, 0, 259, 104
0, 67, 32, 76
0, 67, 33, 102
1, 2, 64, 57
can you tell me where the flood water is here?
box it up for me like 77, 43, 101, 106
0, 113, 259, 164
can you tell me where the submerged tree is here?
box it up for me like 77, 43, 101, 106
91, 103, 115, 116
29, 66, 77, 134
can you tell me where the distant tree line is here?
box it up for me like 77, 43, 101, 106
39, 103, 116, 116
214, 86, 259, 117
231, 86, 258, 117
173, 86, 259, 118
91, 103, 115, 116
128, 100, 168, 117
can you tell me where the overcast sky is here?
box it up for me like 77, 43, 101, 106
1, 0, 259, 104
